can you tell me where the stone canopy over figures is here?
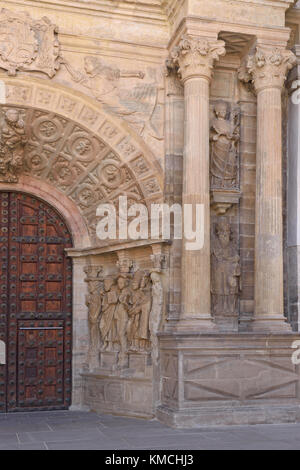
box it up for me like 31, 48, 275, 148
84, 255, 164, 370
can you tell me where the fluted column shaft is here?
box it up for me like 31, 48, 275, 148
244, 45, 296, 331
170, 35, 225, 330
255, 86, 285, 325
182, 76, 211, 323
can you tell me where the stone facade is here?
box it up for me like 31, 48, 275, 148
1, 0, 300, 427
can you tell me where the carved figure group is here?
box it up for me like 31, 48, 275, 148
85, 262, 163, 369
210, 101, 240, 189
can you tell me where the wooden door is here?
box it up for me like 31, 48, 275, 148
0, 192, 73, 412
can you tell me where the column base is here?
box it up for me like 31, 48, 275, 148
171, 316, 217, 333
251, 315, 292, 333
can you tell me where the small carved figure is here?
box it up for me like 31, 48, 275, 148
211, 221, 240, 318
0, 109, 27, 182
127, 270, 145, 351
127, 270, 152, 352
149, 271, 163, 364
84, 266, 103, 369
99, 277, 118, 351
210, 101, 240, 189
114, 274, 132, 367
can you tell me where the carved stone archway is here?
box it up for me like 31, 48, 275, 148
0, 75, 165, 410
0, 74, 164, 246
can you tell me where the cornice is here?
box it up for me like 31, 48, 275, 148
168, 15, 292, 50
1, 0, 168, 27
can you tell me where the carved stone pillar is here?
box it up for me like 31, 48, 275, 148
170, 35, 225, 330
242, 45, 296, 331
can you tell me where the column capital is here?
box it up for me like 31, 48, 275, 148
170, 35, 225, 83
239, 45, 296, 93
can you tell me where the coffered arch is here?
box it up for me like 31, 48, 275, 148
0, 75, 164, 246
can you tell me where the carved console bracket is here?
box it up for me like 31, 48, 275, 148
210, 189, 241, 215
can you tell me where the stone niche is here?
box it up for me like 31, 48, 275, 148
70, 241, 168, 418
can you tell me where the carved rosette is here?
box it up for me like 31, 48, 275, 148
240, 46, 296, 92
170, 35, 226, 82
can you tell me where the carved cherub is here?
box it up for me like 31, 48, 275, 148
0, 109, 27, 182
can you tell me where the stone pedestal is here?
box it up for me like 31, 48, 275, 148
157, 332, 300, 427
81, 351, 154, 418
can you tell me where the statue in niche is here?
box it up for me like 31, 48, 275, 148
99, 277, 118, 352
211, 220, 241, 318
210, 101, 240, 189
0, 108, 28, 182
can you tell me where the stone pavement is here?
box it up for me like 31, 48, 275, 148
0, 410, 300, 450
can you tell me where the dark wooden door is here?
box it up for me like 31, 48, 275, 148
0, 192, 73, 412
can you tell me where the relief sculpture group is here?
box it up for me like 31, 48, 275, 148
85, 260, 164, 370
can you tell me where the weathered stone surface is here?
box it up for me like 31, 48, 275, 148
0, 0, 299, 428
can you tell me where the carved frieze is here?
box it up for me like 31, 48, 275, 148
0, 9, 61, 77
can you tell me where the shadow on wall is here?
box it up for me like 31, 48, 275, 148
0, 340, 5, 365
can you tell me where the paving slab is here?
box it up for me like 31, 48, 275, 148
0, 411, 300, 450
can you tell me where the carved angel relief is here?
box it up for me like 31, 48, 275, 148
0, 9, 61, 77
62, 56, 164, 141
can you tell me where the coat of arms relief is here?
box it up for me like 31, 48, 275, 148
0, 9, 61, 77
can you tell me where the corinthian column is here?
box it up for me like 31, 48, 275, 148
243, 45, 296, 332
170, 35, 225, 330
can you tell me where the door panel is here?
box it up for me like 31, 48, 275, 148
0, 192, 73, 412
